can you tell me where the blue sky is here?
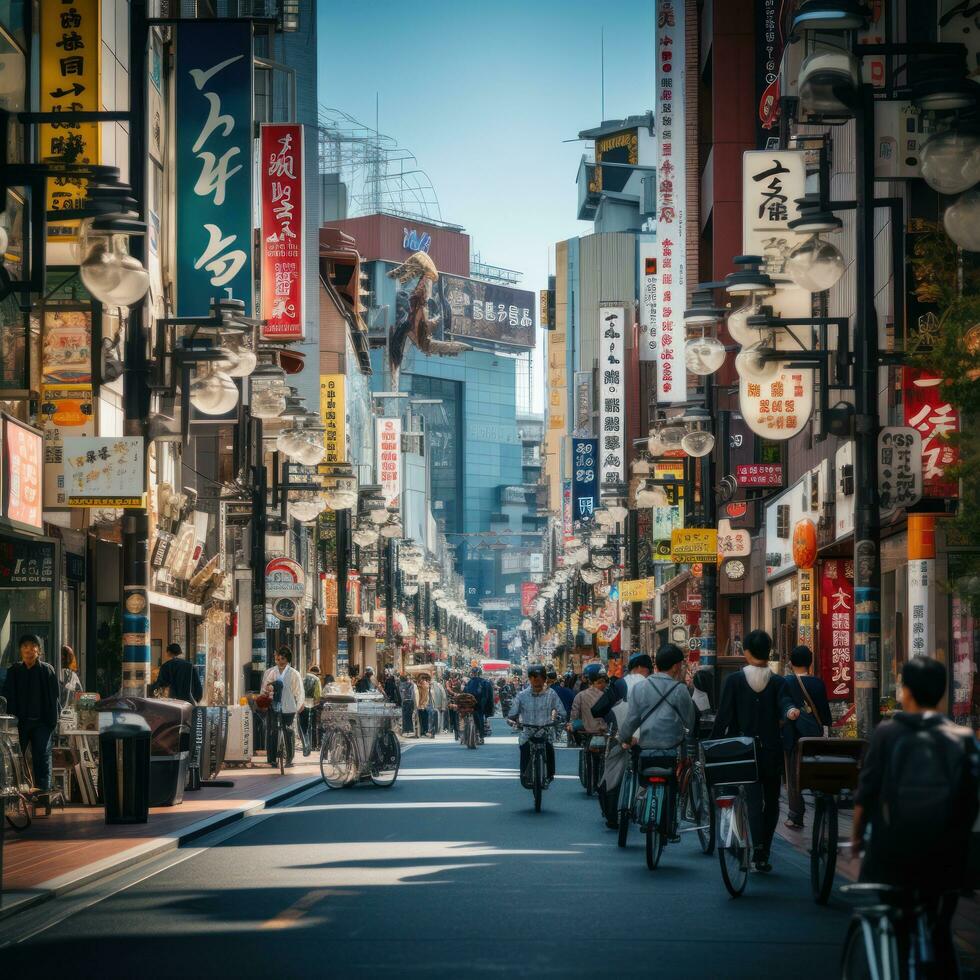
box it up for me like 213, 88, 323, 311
317, 0, 655, 399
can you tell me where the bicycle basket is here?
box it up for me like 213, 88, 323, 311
797, 737, 866, 793
700, 736, 758, 787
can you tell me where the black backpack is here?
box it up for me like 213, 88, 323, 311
880, 716, 978, 864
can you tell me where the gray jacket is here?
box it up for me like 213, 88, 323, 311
620, 673, 695, 754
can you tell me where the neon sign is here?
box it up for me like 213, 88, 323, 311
402, 228, 431, 253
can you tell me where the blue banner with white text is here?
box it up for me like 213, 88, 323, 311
572, 438, 598, 523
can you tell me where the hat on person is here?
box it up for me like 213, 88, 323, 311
628, 652, 653, 672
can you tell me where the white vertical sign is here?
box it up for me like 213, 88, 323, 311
908, 559, 933, 660
742, 150, 807, 282
638, 238, 658, 362
599, 304, 626, 486
375, 417, 402, 507
655, 0, 686, 403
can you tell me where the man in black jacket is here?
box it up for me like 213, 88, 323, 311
711, 629, 784, 872
2, 634, 60, 790
780, 645, 832, 829
153, 643, 203, 704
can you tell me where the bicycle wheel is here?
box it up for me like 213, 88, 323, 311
463, 715, 477, 749
585, 752, 596, 797
617, 775, 632, 848
370, 729, 401, 788
319, 729, 356, 789
578, 747, 586, 787
811, 795, 838, 905
840, 918, 876, 980
533, 752, 543, 812
278, 725, 286, 776
690, 765, 715, 855
645, 785, 665, 870
4, 793, 30, 831
718, 795, 749, 897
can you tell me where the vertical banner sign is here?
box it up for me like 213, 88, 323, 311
903, 369, 960, 498
319, 374, 346, 464
573, 372, 593, 437
260, 124, 305, 340
40, 0, 100, 240
176, 21, 253, 316
376, 417, 402, 506
820, 559, 854, 701
3, 417, 43, 531
907, 514, 935, 662
572, 438, 598, 522
798, 567, 815, 648
599, 304, 626, 485
562, 480, 573, 544
755, 0, 784, 147
521, 582, 540, 617
638, 240, 658, 362
655, 0, 686, 403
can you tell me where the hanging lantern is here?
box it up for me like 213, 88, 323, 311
792, 518, 818, 570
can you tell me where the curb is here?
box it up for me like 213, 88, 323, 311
0, 774, 322, 923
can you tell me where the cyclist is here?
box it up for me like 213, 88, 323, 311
507, 664, 567, 785
261, 647, 305, 768
464, 667, 490, 744
568, 668, 609, 738
851, 655, 979, 978
619, 644, 694, 842
549, 669, 575, 716
711, 629, 783, 872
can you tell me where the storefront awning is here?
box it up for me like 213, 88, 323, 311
148, 590, 203, 618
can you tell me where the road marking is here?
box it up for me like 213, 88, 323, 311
260, 889, 332, 930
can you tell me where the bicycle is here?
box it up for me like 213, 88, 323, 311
514, 721, 560, 812
631, 748, 679, 871
573, 728, 606, 797
269, 702, 289, 775
616, 745, 639, 848
840, 884, 953, 980
320, 706, 401, 790
677, 753, 715, 855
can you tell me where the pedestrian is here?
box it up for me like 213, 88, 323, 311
445, 671, 462, 737
851, 656, 979, 978
382, 666, 402, 705
780, 645, 832, 830
398, 672, 416, 737
549, 669, 575, 717
1, 635, 60, 791
430, 674, 448, 736
301, 663, 322, 750
152, 642, 204, 704
60, 644, 82, 708
711, 629, 784, 873
464, 667, 488, 744
416, 673, 431, 736
354, 666, 378, 694
261, 647, 305, 767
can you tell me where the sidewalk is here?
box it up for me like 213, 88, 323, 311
775, 795, 980, 977
0, 758, 322, 920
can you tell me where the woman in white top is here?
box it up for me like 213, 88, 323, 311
261, 647, 306, 767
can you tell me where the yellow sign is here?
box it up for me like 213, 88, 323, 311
40, 0, 101, 240
798, 568, 815, 647
670, 528, 719, 564
319, 374, 346, 464
619, 577, 655, 603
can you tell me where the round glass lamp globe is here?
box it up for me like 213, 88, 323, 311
659, 423, 686, 447
276, 428, 304, 458
726, 301, 762, 347
944, 188, 980, 252
786, 235, 845, 293
684, 335, 726, 376
190, 369, 238, 415
681, 429, 715, 458
251, 387, 286, 419
0, 223, 9, 257
219, 336, 257, 379
352, 527, 376, 548
580, 567, 602, 585
647, 430, 667, 456
79, 239, 123, 304
295, 437, 326, 466
735, 342, 781, 383
920, 130, 980, 195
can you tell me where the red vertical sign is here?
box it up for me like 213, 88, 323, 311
903, 369, 959, 498
260, 123, 304, 340
819, 559, 854, 701
521, 582, 539, 617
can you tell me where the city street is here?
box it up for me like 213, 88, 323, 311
1, 721, 850, 978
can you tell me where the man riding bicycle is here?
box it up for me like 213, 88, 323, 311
507, 664, 567, 785
619, 644, 694, 842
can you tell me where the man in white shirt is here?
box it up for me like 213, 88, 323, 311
262, 647, 305, 767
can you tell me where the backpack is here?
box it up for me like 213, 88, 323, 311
303, 674, 319, 699
880, 717, 978, 868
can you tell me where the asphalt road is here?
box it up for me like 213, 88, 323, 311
1, 719, 852, 978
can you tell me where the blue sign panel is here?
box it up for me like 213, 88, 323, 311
175, 21, 253, 316
572, 438, 598, 523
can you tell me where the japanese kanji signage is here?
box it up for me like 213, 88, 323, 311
754, 0, 784, 146
40, 383, 94, 509
521, 582, 539, 617
655, 0, 687, 403
260, 123, 305, 339
175, 21, 253, 316
40, 0, 100, 240
735, 463, 783, 488
3, 417, 42, 531
819, 559, 854, 701
638, 239, 658, 362
742, 150, 806, 280
620, 578, 655, 603
798, 567, 815, 648
319, 374, 346, 464
671, 528, 718, 564
439, 276, 535, 349
740, 369, 813, 441
717, 519, 751, 558
63, 436, 143, 508
572, 438, 598, 523
877, 426, 922, 515
907, 514, 935, 661
573, 372, 593, 437
376, 417, 402, 507
599, 304, 626, 485
903, 369, 959, 498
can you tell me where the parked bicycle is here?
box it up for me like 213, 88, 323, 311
515, 721, 560, 812
319, 696, 401, 789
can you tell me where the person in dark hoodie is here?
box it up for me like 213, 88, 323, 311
851, 656, 978, 979
548, 669, 575, 716
711, 629, 783, 873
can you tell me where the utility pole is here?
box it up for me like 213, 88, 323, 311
251, 418, 268, 688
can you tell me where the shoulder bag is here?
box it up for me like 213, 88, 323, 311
792, 673, 824, 738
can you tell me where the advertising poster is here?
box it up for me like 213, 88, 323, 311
572, 438, 598, 523
40, 0, 100, 239
63, 436, 144, 507
40, 384, 95, 508
175, 20, 253, 316
819, 559, 854, 701
41, 310, 92, 384
521, 581, 539, 617
260, 123, 305, 340
376, 417, 402, 506
438, 275, 535, 348
638, 239, 657, 362
3, 416, 42, 530
671, 528, 718, 564
598, 304, 626, 485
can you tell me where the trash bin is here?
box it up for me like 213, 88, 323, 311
98, 696, 192, 807
99, 722, 151, 824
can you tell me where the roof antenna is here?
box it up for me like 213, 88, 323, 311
601, 26, 605, 120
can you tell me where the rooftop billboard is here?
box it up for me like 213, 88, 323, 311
437, 274, 536, 349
